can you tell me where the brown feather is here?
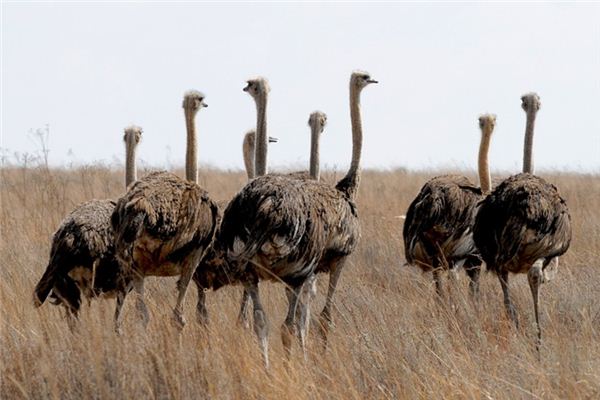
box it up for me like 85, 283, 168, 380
195, 173, 359, 290
403, 175, 483, 272
33, 199, 120, 312
473, 173, 572, 274
112, 171, 218, 278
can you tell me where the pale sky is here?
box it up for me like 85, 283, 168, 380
2, 2, 599, 172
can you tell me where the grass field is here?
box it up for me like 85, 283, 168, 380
1, 164, 599, 399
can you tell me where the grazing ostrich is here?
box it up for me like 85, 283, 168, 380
195, 72, 376, 367
473, 93, 571, 351
33, 125, 142, 322
111, 91, 219, 331
194, 112, 326, 328
403, 114, 496, 296
235, 111, 328, 328
192, 130, 277, 325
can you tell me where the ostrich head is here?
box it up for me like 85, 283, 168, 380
478, 114, 497, 134
182, 90, 208, 113
521, 92, 541, 113
194, 246, 235, 291
123, 125, 142, 144
308, 111, 327, 134
351, 71, 378, 90
243, 77, 270, 100
243, 131, 278, 148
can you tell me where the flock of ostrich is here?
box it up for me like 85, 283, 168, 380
32, 71, 572, 368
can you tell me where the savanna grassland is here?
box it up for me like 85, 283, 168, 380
1, 164, 599, 399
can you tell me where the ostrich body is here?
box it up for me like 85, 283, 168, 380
33, 126, 142, 319
195, 73, 376, 367
111, 91, 218, 330
403, 114, 496, 295
473, 93, 571, 350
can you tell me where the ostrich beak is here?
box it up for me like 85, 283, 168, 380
243, 83, 250, 92
367, 79, 378, 84
268, 136, 278, 143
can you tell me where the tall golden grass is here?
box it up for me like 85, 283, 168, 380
1, 164, 599, 399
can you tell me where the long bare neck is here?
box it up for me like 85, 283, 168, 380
478, 131, 492, 194
337, 85, 362, 198
184, 107, 198, 183
254, 95, 268, 176
522, 109, 537, 174
125, 138, 137, 188
242, 135, 255, 180
309, 125, 320, 180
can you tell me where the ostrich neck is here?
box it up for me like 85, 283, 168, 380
243, 137, 255, 180
478, 131, 492, 194
254, 96, 268, 176
522, 110, 537, 174
185, 109, 198, 183
337, 84, 363, 198
309, 125, 320, 181
125, 139, 137, 188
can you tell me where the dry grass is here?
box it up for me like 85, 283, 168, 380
1, 164, 599, 399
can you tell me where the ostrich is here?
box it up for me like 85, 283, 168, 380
110, 91, 219, 331
195, 72, 376, 367
192, 130, 277, 325
403, 114, 496, 296
473, 93, 571, 351
193, 113, 326, 326
235, 111, 328, 328
33, 125, 142, 322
